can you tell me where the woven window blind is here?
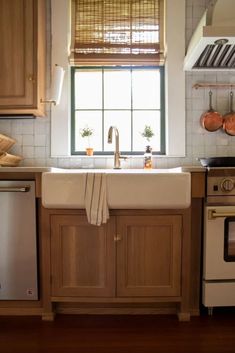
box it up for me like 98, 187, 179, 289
70, 0, 165, 65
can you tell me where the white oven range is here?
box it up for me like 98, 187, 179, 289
203, 169, 235, 314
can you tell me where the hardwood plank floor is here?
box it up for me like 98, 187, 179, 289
0, 311, 235, 353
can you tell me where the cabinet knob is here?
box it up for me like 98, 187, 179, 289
28, 75, 35, 83
114, 235, 122, 242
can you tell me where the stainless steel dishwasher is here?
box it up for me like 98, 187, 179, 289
0, 180, 38, 300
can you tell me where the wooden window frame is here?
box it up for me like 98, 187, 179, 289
71, 66, 165, 155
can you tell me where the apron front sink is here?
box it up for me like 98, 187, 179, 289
42, 169, 191, 209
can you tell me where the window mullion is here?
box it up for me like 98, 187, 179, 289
72, 66, 165, 155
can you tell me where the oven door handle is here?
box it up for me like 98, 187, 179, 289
208, 210, 235, 220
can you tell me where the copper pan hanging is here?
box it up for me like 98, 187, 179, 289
223, 91, 235, 136
200, 90, 223, 132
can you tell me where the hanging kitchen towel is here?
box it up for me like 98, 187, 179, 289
84, 173, 109, 226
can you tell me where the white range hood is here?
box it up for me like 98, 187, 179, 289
184, 0, 235, 71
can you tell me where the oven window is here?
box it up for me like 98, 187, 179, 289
224, 217, 235, 261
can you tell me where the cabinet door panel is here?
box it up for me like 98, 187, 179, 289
0, 0, 34, 106
51, 215, 115, 297
117, 215, 182, 297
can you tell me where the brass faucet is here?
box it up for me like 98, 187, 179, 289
107, 126, 127, 169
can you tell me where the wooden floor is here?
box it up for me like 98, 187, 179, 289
1, 311, 235, 353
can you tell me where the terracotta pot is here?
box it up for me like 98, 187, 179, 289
86, 148, 94, 156
223, 91, 235, 136
200, 91, 223, 132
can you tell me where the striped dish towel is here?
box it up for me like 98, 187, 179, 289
84, 173, 109, 226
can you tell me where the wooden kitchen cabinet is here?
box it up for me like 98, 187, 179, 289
0, 0, 46, 117
116, 215, 182, 297
41, 208, 190, 320
50, 215, 116, 298
49, 212, 184, 299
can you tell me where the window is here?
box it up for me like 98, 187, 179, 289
70, 0, 165, 155
50, 0, 185, 158
71, 66, 165, 155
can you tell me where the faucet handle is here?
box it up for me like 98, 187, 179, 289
119, 155, 128, 161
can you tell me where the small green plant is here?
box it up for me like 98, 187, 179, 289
141, 125, 154, 142
80, 126, 93, 138
80, 126, 94, 147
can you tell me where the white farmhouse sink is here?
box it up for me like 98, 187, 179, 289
42, 168, 191, 209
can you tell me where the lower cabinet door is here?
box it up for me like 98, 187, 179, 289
116, 215, 182, 297
50, 215, 115, 297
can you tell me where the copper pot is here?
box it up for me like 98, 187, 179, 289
223, 91, 235, 136
200, 91, 223, 132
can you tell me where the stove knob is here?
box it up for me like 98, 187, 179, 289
221, 178, 234, 192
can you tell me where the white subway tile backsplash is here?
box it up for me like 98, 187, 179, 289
35, 158, 47, 166
230, 137, 235, 146
58, 158, 71, 169
13, 134, 23, 145
192, 98, 206, 111
121, 159, 131, 169
11, 121, 23, 134
69, 158, 82, 169
46, 158, 58, 167
216, 135, 229, 146
23, 135, 34, 146
130, 157, 143, 169
192, 110, 203, 122
34, 134, 47, 146
94, 158, 107, 169
217, 99, 229, 114
22, 146, 34, 158
0, 0, 234, 169
203, 73, 216, 82
204, 134, 217, 146
34, 147, 46, 159
186, 5, 193, 19
81, 157, 95, 169
22, 121, 34, 134
192, 86, 205, 99
34, 119, 47, 134
0, 120, 12, 135
192, 121, 205, 134
23, 158, 36, 166
205, 145, 217, 156
46, 146, 51, 157
106, 158, 115, 169
192, 133, 204, 146
10, 145, 22, 156
216, 146, 231, 156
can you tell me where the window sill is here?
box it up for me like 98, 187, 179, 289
59, 154, 185, 159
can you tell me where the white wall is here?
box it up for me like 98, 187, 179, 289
0, 0, 235, 168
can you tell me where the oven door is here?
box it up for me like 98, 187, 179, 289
204, 206, 235, 280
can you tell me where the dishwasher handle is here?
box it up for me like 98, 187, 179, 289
0, 186, 30, 193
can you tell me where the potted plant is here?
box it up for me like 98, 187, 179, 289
80, 126, 94, 156
140, 125, 155, 169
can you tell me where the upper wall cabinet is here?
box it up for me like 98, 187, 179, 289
0, 0, 46, 117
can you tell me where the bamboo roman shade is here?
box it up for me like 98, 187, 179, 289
70, 0, 165, 65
